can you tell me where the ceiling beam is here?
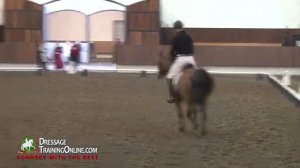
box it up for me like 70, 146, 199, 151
103, 0, 126, 7
42, 0, 61, 5
40, 0, 128, 7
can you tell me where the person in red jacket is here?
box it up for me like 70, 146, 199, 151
70, 42, 80, 65
54, 43, 63, 69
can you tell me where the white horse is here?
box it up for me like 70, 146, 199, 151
21, 138, 35, 151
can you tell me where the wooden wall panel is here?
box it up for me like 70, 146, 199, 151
142, 32, 159, 44
4, 29, 25, 42
128, 31, 142, 45
34, 12, 43, 29
29, 30, 42, 42
126, 0, 159, 45
4, 0, 42, 44
115, 44, 161, 65
128, 13, 158, 31
0, 0, 42, 63
4, 0, 42, 10
115, 45, 300, 67
5, 29, 41, 42
0, 25, 4, 42
0, 44, 14, 62
193, 46, 296, 67
25, 1, 43, 10
29, 11, 43, 29
5, 11, 29, 29
160, 28, 300, 44
127, 1, 146, 12
5, 10, 42, 29
93, 41, 115, 54
148, 0, 159, 11
127, 0, 159, 12
4, 0, 26, 10
0, 43, 37, 63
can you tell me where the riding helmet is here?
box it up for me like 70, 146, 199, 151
173, 20, 183, 29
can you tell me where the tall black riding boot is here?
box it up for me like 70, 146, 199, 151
167, 79, 176, 103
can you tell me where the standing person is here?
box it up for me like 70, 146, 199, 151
75, 41, 81, 64
166, 20, 198, 103
70, 42, 79, 65
68, 42, 80, 73
282, 30, 291, 46
36, 41, 42, 68
39, 42, 48, 71
114, 38, 122, 64
54, 43, 64, 69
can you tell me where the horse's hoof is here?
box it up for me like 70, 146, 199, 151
179, 127, 185, 133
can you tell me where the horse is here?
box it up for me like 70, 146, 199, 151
21, 138, 35, 151
158, 51, 214, 136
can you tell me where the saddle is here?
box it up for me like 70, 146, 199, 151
173, 63, 195, 88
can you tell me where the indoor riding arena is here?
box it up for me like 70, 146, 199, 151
0, 72, 299, 168
0, 0, 300, 168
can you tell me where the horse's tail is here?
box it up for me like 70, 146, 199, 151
191, 69, 214, 104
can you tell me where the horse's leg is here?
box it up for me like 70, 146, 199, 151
177, 102, 188, 132
187, 105, 198, 130
194, 103, 207, 136
175, 102, 184, 132
200, 103, 207, 135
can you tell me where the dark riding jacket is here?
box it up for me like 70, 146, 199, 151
170, 30, 194, 60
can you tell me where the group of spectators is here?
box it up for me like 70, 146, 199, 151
37, 42, 81, 71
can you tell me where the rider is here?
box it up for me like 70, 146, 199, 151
166, 20, 198, 103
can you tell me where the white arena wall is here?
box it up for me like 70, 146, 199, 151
46, 11, 86, 41
160, 0, 300, 28
89, 11, 125, 42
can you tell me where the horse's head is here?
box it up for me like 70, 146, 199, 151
157, 51, 173, 79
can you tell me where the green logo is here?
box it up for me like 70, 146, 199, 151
21, 137, 36, 153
